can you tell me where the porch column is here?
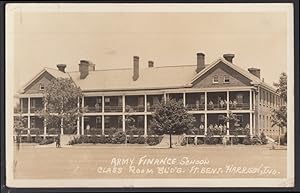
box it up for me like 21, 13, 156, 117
144, 94, 147, 136
250, 113, 253, 137
27, 97, 31, 134
81, 96, 84, 135
204, 92, 207, 111
122, 95, 126, 132
249, 90, 253, 136
60, 118, 64, 135
77, 97, 80, 135
43, 102, 47, 139
102, 95, 105, 135
250, 90, 253, 111
204, 92, 207, 135
227, 91, 230, 130
183, 92, 186, 107
204, 113, 207, 135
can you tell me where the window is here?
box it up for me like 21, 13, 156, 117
39, 84, 45, 90
236, 94, 243, 104
104, 97, 110, 103
224, 76, 230, 83
212, 75, 218, 84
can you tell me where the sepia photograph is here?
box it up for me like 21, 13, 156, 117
5, 3, 294, 188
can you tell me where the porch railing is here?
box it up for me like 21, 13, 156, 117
125, 105, 145, 112
186, 104, 205, 111
104, 105, 122, 112
229, 103, 250, 110
84, 106, 102, 113
30, 107, 43, 113
207, 104, 227, 110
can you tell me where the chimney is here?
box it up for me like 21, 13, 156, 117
79, 60, 95, 79
196, 53, 205, 73
223, 54, 235, 63
133, 56, 139, 81
148, 60, 154, 68
248, 68, 261, 78
57, 64, 66, 73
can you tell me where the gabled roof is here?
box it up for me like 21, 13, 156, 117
19, 67, 70, 93
190, 57, 261, 84
19, 56, 276, 93
67, 65, 198, 91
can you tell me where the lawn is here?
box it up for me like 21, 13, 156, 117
13, 144, 287, 179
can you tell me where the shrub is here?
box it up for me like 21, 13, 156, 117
127, 135, 137, 144
146, 136, 162, 146
251, 135, 261, 145
105, 135, 113, 143
231, 135, 240, 145
181, 138, 187, 146
187, 137, 194, 144
260, 132, 268, 145
99, 135, 106, 144
126, 127, 144, 135
35, 135, 43, 143
136, 136, 145, 144
26, 134, 32, 143
196, 138, 204, 145
243, 135, 252, 145
90, 135, 99, 144
112, 131, 126, 144
39, 138, 54, 145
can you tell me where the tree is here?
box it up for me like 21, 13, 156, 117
271, 72, 287, 146
273, 72, 287, 103
38, 78, 82, 135
150, 99, 195, 148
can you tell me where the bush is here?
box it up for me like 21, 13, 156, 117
39, 138, 54, 145
35, 135, 43, 143
126, 127, 144, 135
196, 138, 204, 145
251, 135, 261, 145
187, 137, 194, 144
231, 135, 240, 145
146, 136, 162, 146
127, 135, 137, 144
99, 135, 106, 144
112, 131, 126, 144
260, 132, 268, 145
242, 135, 252, 145
26, 134, 32, 143
136, 136, 145, 144
90, 135, 99, 144
181, 138, 187, 146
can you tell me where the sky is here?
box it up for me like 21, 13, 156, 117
12, 11, 288, 92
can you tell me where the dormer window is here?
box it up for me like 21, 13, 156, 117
212, 75, 218, 84
39, 84, 45, 90
224, 76, 230, 83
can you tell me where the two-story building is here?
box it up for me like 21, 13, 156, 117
14, 52, 283, 139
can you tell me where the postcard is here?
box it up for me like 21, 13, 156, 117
5, 3, 294, 188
